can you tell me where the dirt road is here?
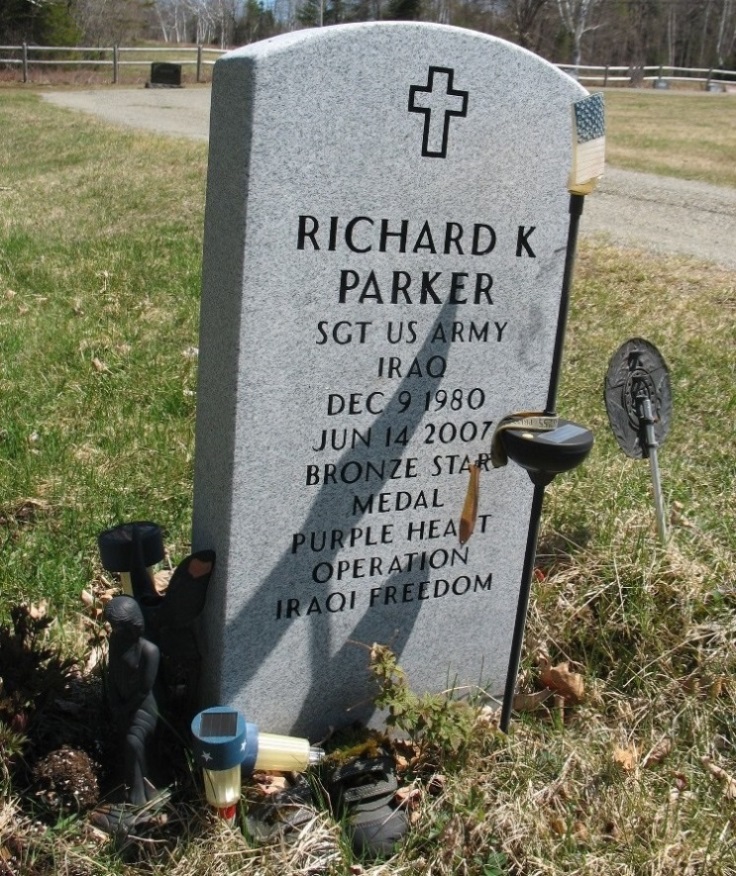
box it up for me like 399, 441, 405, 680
42, 88, 736, 270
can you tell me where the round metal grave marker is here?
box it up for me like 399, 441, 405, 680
604, 338, 672, 542
604, 337, 672, 459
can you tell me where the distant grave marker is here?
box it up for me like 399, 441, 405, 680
147, 62, 182, 88
193, 23, 593, 737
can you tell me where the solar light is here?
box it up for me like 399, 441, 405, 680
495, 418, 594, 487
191, 707, 248, 822
191, 706, 324, 822
98, 521, 164, 598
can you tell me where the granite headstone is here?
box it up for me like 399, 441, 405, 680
193, 22, 587, 737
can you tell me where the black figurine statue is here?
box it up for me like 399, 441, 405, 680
104, 596, 160, 806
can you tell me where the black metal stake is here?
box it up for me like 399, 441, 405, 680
500, 192, 585, 733
637, 393, 668, 542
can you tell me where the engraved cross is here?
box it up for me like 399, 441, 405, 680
408, 66, 468, 159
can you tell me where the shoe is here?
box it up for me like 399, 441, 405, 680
328, 753, 408, 858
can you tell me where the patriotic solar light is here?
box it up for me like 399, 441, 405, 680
192, 706, 324, 822
191, 707, 249, 822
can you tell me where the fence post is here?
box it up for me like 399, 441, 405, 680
604, 65, 609, 87
22, 42, 28, 83
113, 45, 118, 84
706, 67, 713, 90
197, 44, 203, 83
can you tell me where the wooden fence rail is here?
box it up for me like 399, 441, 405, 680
1, 44, 736, 89
557, 63, 736, 90
0, 44, 226, 84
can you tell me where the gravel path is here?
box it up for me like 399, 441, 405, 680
43, 88, 211, 142
584, 167, 736, 270
42, 88, 736, 270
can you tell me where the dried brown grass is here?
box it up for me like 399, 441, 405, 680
604, 90, 736, 188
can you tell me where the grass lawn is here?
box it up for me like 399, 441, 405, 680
603, 89, 736, 187
0, 89, 735, 875
0, 92, 205, 610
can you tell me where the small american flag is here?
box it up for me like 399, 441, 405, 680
569, 92, 605, 194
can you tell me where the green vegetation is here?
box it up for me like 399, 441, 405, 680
0, 92, 205, 610
1, 91, 735, 874
0, 0, 80, 46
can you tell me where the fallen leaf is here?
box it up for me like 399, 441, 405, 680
394, 753, 410, 771
92, 357, 109, 373
394, 785, 421, 809
674, 772, 688, 791
642, 737, 673, 768
252, 773, 288, 795
393, 737, 420, 764
573, 821, 589, 842
538, 655, 585, 704
669, 772, 690, 803
153, 570, 173, 595
702, 756, 736, 799
709, 677, 724, 699
549, 815, 566, 836
513, 688, 553, 713
613, 744, 638, 772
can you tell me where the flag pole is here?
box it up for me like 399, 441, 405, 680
499, 93, 605, 732
499, 191, 586, 733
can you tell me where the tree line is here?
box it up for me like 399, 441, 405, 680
2, 1, 735, 70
